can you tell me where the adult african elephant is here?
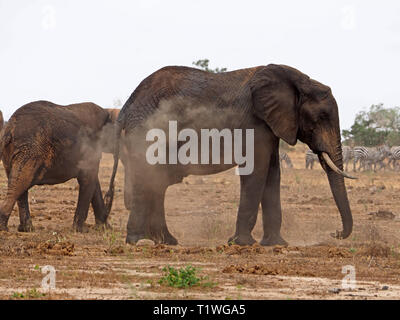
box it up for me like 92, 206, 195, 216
0, 101, 117, 232
105, 64, 356, 246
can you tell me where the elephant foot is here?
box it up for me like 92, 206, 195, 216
18, 221, 34, 232
158, 231, 178, 245
95, 220, 112, 231
260, 233, 288, 246
126, 233, 148, 245
73, 222, 89, 233
228, 233, 256, 246
126, 230, 179, 246
149, 226, 178, 245
0, 215, 9, 232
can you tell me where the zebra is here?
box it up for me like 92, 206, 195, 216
353, 145, 390, 172
369, 145, 390, 171
342, 146, 354, 171
305, 149, 319, 169
279, 151, 293, 169
388, 146, 400, 170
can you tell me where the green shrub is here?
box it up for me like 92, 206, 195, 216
159, 265, 205, 288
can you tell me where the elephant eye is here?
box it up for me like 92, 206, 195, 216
319, 111, 330, 120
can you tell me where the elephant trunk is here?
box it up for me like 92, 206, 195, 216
319, 143, 353, 239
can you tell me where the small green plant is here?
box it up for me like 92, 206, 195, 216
11, 288, 45, 299
103, 229, 123, 254
146, 279, 155, 287
51, 231, 67, 243
349, 247, 357, 254
228, 237, 237, 246
159, 265, 211, 288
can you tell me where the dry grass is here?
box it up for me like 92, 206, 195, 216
1, 145, 400, 299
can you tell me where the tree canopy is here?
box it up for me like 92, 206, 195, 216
342, 103, 400, 146
192, 59, 227, 73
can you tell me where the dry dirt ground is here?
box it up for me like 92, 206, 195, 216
1, 145, 400, 300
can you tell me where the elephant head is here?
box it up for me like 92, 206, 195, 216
250, 64, 355, 239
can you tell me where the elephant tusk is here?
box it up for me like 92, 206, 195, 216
321, 152, 358, 180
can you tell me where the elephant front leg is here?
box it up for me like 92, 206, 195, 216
228, 173, 268, 246
259, 153, 288, 246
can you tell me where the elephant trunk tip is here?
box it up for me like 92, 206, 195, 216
330, 224, 353, 240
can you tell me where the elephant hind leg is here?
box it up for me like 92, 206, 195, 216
125, 173, 178, 245
73, 170, 98, 232
148, 185, 178, 245
91, 179, 110, 229
0, 160, 39, 231
17, 191, 34, 232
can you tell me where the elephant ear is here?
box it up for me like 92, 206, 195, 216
250, 64, 330, 145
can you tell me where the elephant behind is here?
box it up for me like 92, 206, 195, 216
0, 101, 117, 232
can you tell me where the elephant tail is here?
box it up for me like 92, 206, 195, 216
104, 118, 124, 215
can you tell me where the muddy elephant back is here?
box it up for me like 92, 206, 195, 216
66, 102, 110, 132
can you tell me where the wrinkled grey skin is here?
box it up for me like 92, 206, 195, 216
0, 102, 119, 232
105, 64, 353, 246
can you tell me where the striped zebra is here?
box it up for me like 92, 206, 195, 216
279, 151, 293, 169
353, 145, 390, 172
342, 146, 354, 172
305, 149, 319, 169
388, 146, 400, 170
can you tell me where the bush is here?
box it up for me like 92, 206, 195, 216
159, 265, 205, 288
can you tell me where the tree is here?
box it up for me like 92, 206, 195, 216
192, 59, 227, 73
342, 103, 400, 146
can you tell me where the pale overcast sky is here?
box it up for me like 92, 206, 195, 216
1, 0, 399, 130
